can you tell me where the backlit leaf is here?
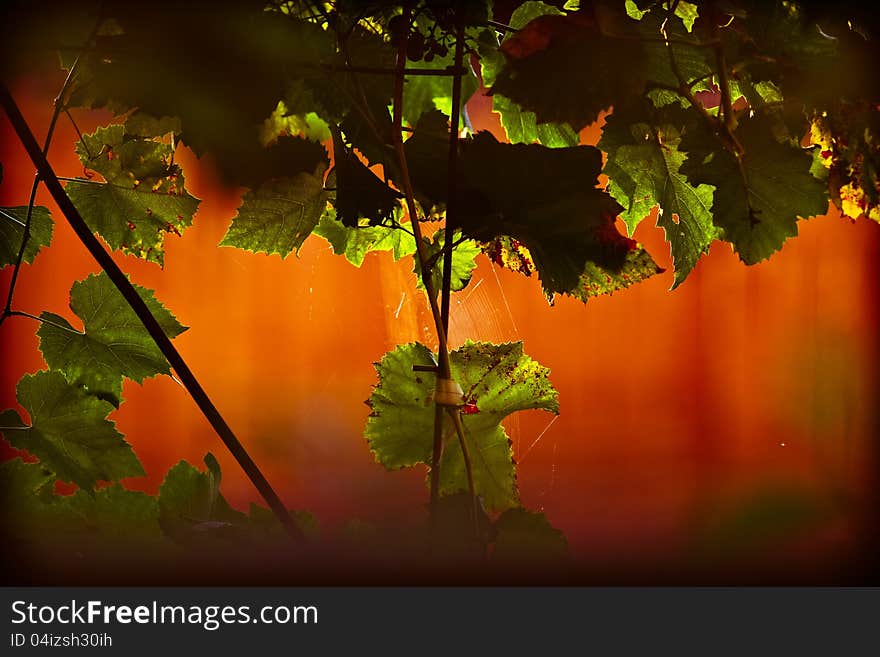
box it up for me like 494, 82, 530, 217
681, 115, 828, 263
37, 272, 187, 406
66, 124, 199, 266
365, 341, 558, 511
413, 231, 481, 293
220, 166, 328, 258
313, 207, 416, 267
600, 105, 717, 287
0, 371, 143, 491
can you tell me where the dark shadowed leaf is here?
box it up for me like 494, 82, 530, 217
0, 206, 53, 268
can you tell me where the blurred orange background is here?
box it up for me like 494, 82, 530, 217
2, 67, 878, 581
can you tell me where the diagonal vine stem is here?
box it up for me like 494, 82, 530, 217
0, 82, 306, 543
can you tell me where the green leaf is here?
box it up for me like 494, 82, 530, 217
458, 132, 661, 300
158, 455, 247, 543
56, 484, 162, 538
491, 12, 646, 130
0, 371, 143, 491
67, 123, 200, 266
481, 2, 578, 147
492, 508, 569, 564
674, 1, 699, 32
681, 115, 828, 264
220, 167, 328, 258
313, 207, 416, 267
331, 130, 402, 228
76, 124, 169, 186
0, 459, 163, 547
637, 10, 712, 90
492, 94, 580, 147
0, 206, 53, 267
414, 231, 481, 293
574, 246, 666, 301
261, 100, 331, 145
365, 341, 559, 511
67, 6, 336, 187
66, 179, 199, 266
37, 272, 187, 406
0, 458, 58, 537
403, 109, 452, 208
599, 106, 717, 287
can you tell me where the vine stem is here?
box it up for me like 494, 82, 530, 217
0, 82, 306, 543
389, 9, 453, 523
7, 310, 85, 335
440, 8, 481, 548
0, 35, 85, 330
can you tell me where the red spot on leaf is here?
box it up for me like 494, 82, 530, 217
460, 402, 480, 415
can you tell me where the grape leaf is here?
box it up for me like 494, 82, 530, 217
482, 236, 535, 277
54, 484, 162, 539
681, 115, 828, 264
66, 5, 336, 187
261, 100, 331, 145
491, 11, 646, 130
220, 166, 328, 259
491, 94, 580, 147
158, 455, 246, 544
599, 106, 717, 287
457, 132, 661, 300
0, 458, 163, 547
574, 245, 665, 301
636, 8, 712, 91
0, 371, 143, 491
313, 207, 416, 267
331, 130, 402, 228
403, 109, 453, 208
365, 341, 559, 511
0, 458, 58, 537
480, 2, 578, 147
413, 231, 481, 293
65, 180, 199, 266
492, 508, 569, 564
0, 206, 53, 267
66, 124, 199, 266
37, 272, 187, 407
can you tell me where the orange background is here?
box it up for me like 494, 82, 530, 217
2, 69, 878, 580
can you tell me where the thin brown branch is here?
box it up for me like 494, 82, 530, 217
0, 83, 306, 542
448, 408, 481, 547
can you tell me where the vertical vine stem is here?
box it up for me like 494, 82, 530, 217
389, 5, 479, 543
441, 7, 482, 547
389, 6, 454, 529
0, 82, 305, 543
